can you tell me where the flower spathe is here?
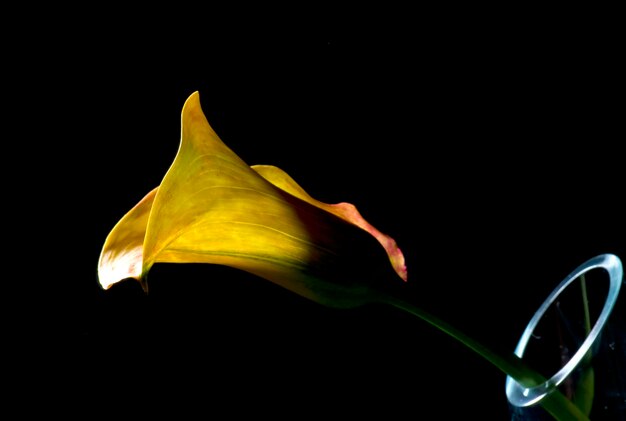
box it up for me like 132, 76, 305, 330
98, 91, 407, 308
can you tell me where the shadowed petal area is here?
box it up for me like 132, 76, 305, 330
98, 91, 407, 308
252, 164, 407, 282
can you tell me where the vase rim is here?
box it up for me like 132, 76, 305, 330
505, 253, 623, 408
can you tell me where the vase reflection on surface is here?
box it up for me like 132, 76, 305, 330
506, 254, 625, 420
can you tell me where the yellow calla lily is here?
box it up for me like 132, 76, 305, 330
97, 90, 593, 421
98, 91, 407, 308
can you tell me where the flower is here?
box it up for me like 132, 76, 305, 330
97, 91, 595, 420
98, 91, 407, 308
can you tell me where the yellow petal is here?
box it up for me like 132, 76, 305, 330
251, 164, 407, 282
98, 187, 157, 290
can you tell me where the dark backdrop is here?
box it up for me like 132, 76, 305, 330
15, 13, 623, 419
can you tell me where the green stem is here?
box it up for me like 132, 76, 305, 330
573, 273, 595, 416
580, 274, 592, 345
380, 294, 589, 421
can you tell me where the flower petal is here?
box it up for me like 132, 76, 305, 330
98, 187, 157, 290
251, 164, 407, 282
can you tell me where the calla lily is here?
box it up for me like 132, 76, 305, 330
98, 91, 407, 308
98, 91, 592, 421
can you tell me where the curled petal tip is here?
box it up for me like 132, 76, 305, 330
98, 188, 157, 289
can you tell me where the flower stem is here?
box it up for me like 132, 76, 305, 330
380, 294, 589, 421
580, 274, 592, 343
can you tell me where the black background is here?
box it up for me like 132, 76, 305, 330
13, 9, 624, 419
